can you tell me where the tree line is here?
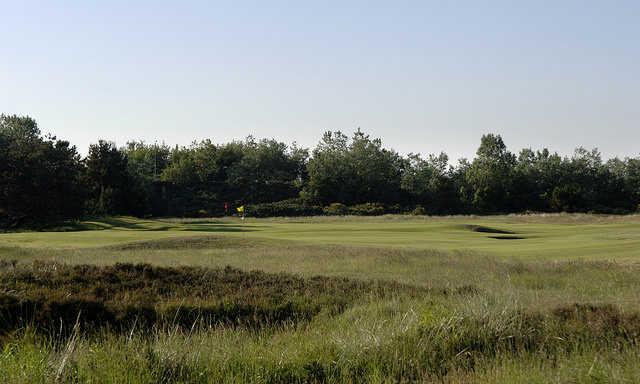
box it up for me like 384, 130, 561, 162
1, 114, 639, 228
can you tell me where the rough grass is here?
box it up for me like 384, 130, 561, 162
0, 262, 426, 337
2, 273, 640, 382
0, 253, 639, 383
2, 244, 639, 310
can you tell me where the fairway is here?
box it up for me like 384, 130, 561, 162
2, 214, 640, 260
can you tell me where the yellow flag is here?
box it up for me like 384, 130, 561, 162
236, 206, 244, 213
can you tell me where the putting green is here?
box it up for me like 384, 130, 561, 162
1, 215, 639, 260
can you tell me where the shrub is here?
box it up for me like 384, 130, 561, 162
323, 203, 349, 215
413, 205, 426, 215
348, 203, 385, 216
385, 204, 404, 214
246, 199, 323, 217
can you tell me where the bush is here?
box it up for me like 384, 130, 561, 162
247, 201, 403, 217
348, 203, 385, 216
385, 204, 404, 214
246, 200, 323, 217
323, 203, 349, 215
413, 205, 426, 215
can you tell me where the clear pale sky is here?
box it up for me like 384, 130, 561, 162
2, 1, 638, 160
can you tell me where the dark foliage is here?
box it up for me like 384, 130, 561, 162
0, 115, 85, 229
246, 199, 323, 217
2, 114, 640, 223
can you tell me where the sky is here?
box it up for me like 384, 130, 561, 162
1, 1, 638, 161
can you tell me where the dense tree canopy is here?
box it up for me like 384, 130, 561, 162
465, 134, 517, 212
0, 115, 85, 229
85, 140, 131, 215
1, 114, 639, 226
307, 129, 404, 205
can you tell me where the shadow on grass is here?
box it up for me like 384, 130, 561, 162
459, 224, 517, 234
43, 217, 155, 232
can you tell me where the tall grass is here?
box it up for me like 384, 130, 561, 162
2, 294, 640, 382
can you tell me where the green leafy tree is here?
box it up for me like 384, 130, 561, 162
550, 184, 582, 212
623, 158, 640, 209
227, 137, 307, 203
402, 152, 452, 212
122, 140, 171, 215
86, 140, 129, 215
306, 131, 350, 204
0, 114, 85, 228
306, 129, 404, 205
465, 134, 516, 212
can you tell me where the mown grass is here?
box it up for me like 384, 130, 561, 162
1, 215, 640, 382
2, 214, 640, 260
